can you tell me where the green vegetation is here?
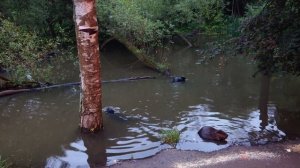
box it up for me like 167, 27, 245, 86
0, 0, 74, 40
0, 0, 299, 87
240, 0, 300, 76
97, 0, 230, 42
0, 16, 57, 83
0, 156, 10, 168
97, 0, 231, 72
0, 0, 74, 85
161, 129, 180, 146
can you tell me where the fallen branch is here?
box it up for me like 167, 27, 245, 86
100, 37, 116, 50
176, 33, 193, 48
0, 76, 156, 97
103, 76, 155, 83
0, 88, 32, 97
0, 75, 10, 82
111, 34, 171, 74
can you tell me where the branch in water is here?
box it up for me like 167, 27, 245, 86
100, 37, 116, 50
0, 75, 10, 82
0, 76, 156, 97
176, 33, 193, 48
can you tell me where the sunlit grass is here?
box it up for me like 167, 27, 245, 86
161, 129, 180, 146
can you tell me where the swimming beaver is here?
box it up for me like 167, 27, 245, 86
172, 76, 186, 83
103, 106, 115, 114
198, 126, 228, 141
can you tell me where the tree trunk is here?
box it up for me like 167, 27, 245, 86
115, 35, 169, 74
259, 75, 271, 129
73, 0, 102, 133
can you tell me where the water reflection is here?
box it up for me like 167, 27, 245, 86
259, 75, 271, 129
276, 108, 300, 138
46, 140, 88, 167
0, 89, 80, 167
0, 43, 300, 167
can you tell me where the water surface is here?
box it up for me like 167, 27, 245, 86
0, 42, 300, 167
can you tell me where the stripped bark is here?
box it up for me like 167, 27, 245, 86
73, 0, 102, 132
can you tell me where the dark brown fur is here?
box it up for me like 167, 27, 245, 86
198, 126, 228, 141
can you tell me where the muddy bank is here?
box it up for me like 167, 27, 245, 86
109, 140, 300, 168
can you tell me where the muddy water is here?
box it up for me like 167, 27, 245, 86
0, 43, 300, 167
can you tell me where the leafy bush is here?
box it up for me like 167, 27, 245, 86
244, 1, 266, 18
0, 16, 58, 83
98, 0, 167, 48
0, 0, 74, 41
97, 0, 230, 71
98, 0, 227, 40
240, 0, 300, 75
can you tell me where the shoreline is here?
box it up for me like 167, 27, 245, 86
109, 139, 300, 168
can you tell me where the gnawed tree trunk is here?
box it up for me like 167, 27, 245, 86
102, 35, 170, 74
116, 37, 161, 71
73, 0, 102, 133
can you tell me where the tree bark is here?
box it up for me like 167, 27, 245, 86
73, 0, 102, 133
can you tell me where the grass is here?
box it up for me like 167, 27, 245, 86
0, 156, 10, 168
161, 129, 180, 146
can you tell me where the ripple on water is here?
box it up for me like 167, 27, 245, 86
176, 103, 286, 151
1, 55, 298, 167
106, 132, 162, 165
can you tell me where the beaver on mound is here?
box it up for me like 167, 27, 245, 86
198, 126, 228, 141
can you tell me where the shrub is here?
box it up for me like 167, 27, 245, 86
240, 0, 300, 75
0, 16, 58, 83
161, 129, 180, 146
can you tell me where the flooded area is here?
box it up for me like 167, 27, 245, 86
1, 42, 300, 167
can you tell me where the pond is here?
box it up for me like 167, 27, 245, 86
0, 41, 300, 167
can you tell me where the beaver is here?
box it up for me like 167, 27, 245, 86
103, 106, 115, 114
102, 106, 128, 121
172, 76, 186, 83
198, 126, 228, 141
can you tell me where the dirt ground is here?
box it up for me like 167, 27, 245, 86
109, 140, 300, 168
